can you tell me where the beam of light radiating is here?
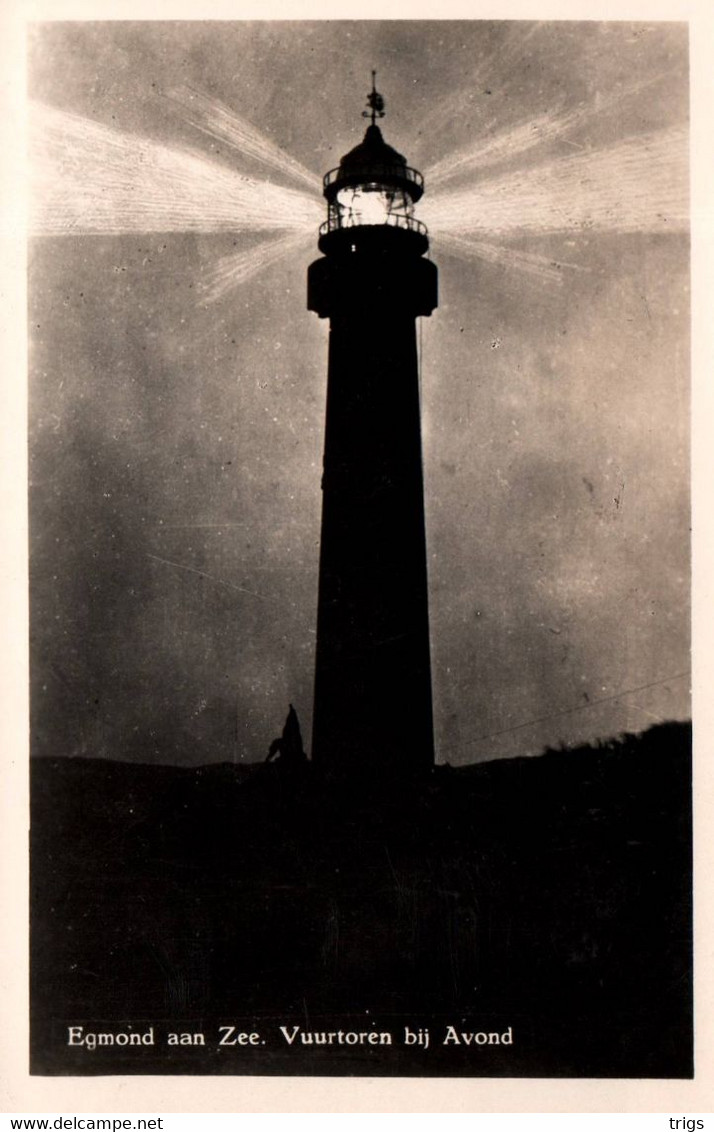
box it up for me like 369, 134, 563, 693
428, 109, 580, 188
30, 102, 323, 237
433, 233, 586, 285
418, 23, 543, 143
200, 230, 314, 302
166, 85, 321, 194
426, 72, 680, 189
421, 127, 688, 238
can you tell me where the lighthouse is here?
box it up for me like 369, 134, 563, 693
308, 75, 438, 776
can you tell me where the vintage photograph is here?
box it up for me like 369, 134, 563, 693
28, 20, 691, 1077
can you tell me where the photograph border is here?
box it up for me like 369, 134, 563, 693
2, 0, 712, 1113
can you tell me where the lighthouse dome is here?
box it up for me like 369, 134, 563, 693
339, 124, 408, 175
323, 124, 424, 204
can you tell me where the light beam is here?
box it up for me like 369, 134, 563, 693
200, 230, 314, 303
30, 102, 322, 237
426, 71, 679, 188
418, 23, 543, 144
166, 85, 321, 194
433, 233, 586, 285
422, 127, 688, 238
29, 90, 688, 298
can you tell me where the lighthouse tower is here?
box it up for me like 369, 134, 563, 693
308, 76, 438, 776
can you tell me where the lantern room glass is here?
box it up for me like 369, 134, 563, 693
332, 184, 415, 230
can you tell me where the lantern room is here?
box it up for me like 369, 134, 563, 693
317, 75, 429, 256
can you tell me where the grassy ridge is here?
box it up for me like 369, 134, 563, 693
30, 721, 692, 1077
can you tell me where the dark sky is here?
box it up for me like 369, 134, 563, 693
28, 20, 690, 766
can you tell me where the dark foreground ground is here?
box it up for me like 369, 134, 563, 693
31, 721, 692, 1077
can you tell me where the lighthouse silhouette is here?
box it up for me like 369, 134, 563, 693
308, 75, 438, 776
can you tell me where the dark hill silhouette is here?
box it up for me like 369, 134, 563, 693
31, 721, 692, 1078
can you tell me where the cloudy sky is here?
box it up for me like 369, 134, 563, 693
28, 20, 690, 766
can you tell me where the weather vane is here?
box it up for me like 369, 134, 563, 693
362, 70, 385, 126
